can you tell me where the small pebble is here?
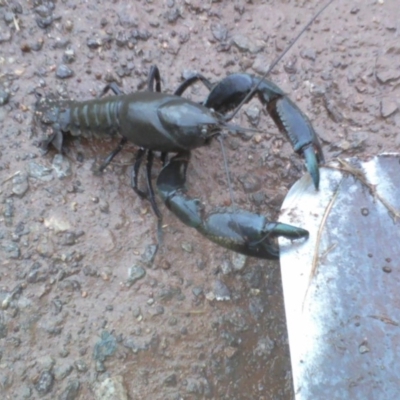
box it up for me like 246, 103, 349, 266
56, 64, 74, 79
12, 172, 29, 197
181, 242, 193, 253
0, 88, 10, 106
35, 371, 54, 395
126, 265, 146, 286
63, 48, 76, 64
214, 280, 231, 301
380, 98, 398, 118
52, 154, 72, 179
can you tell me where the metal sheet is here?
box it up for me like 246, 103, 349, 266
279, 154, 400, 400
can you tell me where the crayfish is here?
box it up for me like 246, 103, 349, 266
33, 2, 334, 259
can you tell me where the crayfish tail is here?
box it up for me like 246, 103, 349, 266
39, 130, 64, 154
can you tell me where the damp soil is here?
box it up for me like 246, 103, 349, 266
0, 1, 399, 399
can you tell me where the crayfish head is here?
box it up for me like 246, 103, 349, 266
158, 98, 222, 149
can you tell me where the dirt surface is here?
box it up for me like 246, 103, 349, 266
0, 0, 399, 399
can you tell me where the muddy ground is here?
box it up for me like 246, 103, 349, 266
0, 0, 399, 399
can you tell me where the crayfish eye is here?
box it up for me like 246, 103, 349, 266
201, 126, 208, 136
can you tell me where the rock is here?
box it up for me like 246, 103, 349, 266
99, 200, 109, 214
36, 235, 54, 257
56, 64, 74, 79
3, 198, 14, 225
164, 373, 177, 387
165, 8, 181, 24
301, 48, 317, 61
0, 320, 8, 339
59, 380, 80, 400
284, 57, 298, 74
54, 364, 73, 381
232, 34, 264, 53
34, 4, 52, 18
35, 371, 54, 395
141, 244, 157, 265
2, 241, 20, 259
249, 296, 264, 320
211, 23, 228, 42
251, 191, 265, 207
28, 161, 53, 181
0, 373, 13, 389
252, 55, 270, 75
214, 280, 231, 301
244, 105, 261, 127
126, 265, 146, 286
323, 95, 344, 123
37, 355, 56, 371
15, 385, 32, 399
254, 336, 275, 358
185, 377, 211, 396
4, 12, 15, 24
93, 331, 117, 362
244, 265, 263, 289
12, 172, 29, 197
53, 38, 70, 50
376, 54, 400, 84
232, 253, 247, 271
377, 69, 400, 84
44, 213, 72, 233
63, 48, 76, 64
220, 259, 232, 274
186, 378, 202, 394
36, 16, 53, 29
52, 154, 71, 179
380, 98, 398, 118
0, 88, 10, 106
73, 359, 88, 373
86, 37, 103, 49
192, 287, 203, 297
181, 242, 193, 253
93, 376, 128, 400
95, 360, 106, 372
118, 14, 138, 29
59, 232, 77, 246
239, 174, 261, 193
0, 29, 12, 44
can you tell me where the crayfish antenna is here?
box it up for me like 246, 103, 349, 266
155, 220, 163, 255
222, 121, 262, 135
225, 0, 336, 122
217, 136, 236, 209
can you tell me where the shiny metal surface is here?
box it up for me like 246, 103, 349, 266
279, 154, 400, 400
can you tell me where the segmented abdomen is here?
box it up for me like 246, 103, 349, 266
65, 96, 122, 137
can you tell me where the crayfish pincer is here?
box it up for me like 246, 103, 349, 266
175, 72, 325, 190
156, 154, 309, 260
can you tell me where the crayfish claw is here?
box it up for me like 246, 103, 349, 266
268, 222, 309, 240
303, 145, 320, 190
269, 96, 324, 190
156, 155, 310, 259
